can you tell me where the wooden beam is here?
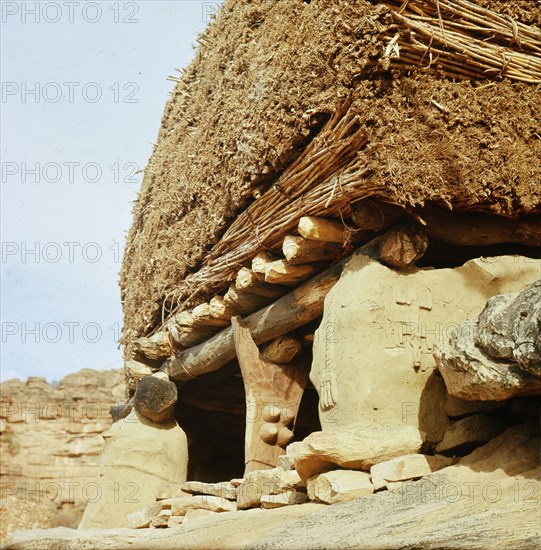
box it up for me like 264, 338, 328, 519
162, 225, 424, 382
298, 216, 345, 242
261, 334, 302, 364
224, 285, 271, 315
283, 235, 342, 265
132, 332, 172, 363
209, 296, 236, 321
420, 208, 541, 247
252, 251, 280, 279
166, 311, 220, 348
192, 303, 230, 328
232, 317, 308, 475
351, 198, 406, 231
163, 263, 341, 381
235, 267, 289, 298
264, 259, 316, 286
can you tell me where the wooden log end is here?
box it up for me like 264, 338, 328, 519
264, 260, 316, 286
283, 234, 342, 265
133, 374, 177, 423
378, 222, 428, 269
298, 216, 345, 243
261, 334, 303, 364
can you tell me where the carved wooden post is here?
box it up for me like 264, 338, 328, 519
231, 316, 309, 475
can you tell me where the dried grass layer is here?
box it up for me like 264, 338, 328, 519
120, 0, 541, 350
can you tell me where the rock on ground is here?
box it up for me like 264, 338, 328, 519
288, 424, 424, 482
307, 470, 373, 504
260, 492, 308, 509
237, 468, 304, 509
181, 481, 237, 500
435, 414, 507, 454
5, 425, 539, 550
370, 454, 453, 491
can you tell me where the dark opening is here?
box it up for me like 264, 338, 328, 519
176, 354, 321, 482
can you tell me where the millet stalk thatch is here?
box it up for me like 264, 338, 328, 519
120, 0, 541, 355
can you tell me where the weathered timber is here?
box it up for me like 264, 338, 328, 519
421, 208, 541, 247
252, 251, 280, 279
162, 225, 423, 382
179, 328, 222, 348
236, 267, 289, 298
163, 264, 342, 381
224, 284, 271, 315
365, 221, 428, 269
132, 332, 172, 363
283, 235, 343, 265
166, 311, 220, 348
192, 303, 230, 328
298, 216, 345, 243
351, 198, 407, 230
264, 259, 316, 286
232, 317, 309, 474
209, 296, 236, 321
133, 374, 178, 423
261, 334, 303, 364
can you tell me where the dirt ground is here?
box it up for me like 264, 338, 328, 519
120, 0, 541, 350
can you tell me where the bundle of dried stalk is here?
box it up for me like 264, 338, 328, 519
383, 0, 541, 83
137, 0, 541, 341
157, 99, 381, 331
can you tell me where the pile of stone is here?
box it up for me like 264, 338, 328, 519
119, 268, 541, 530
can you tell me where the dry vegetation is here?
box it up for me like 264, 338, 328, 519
120, 0, 541, 351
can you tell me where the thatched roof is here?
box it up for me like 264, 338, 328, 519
120, 0, 541, 350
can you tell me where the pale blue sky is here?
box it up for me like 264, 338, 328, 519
0, 0, 222, 382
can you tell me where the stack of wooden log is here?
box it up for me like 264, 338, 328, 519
130, 214, 362, 365
122, 0, 541, 395
126, 199, 541, 391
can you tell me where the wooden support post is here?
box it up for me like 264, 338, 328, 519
282, 235, 343, 265
232, 317, 309, 474
162, 224, 427, 382
298, 216, 345, 242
